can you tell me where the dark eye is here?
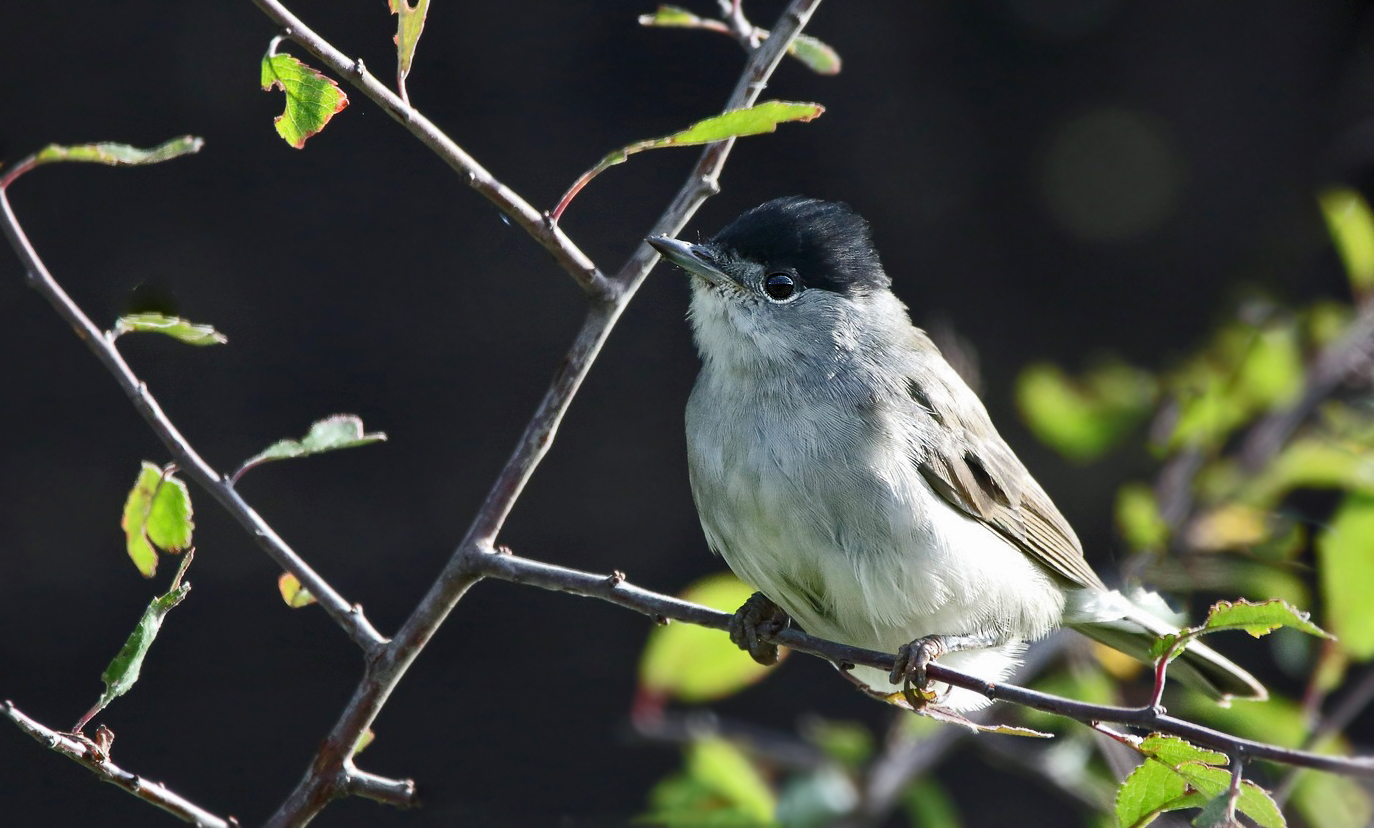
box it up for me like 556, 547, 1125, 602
763, 271, 797, 301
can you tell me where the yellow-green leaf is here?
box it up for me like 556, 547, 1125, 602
260, 53, 349, 149
388, 0, 430, 93
1317, 493, 1374, 659
1319, 188, 1374, 296
686, 738, 776, 823
234, 414, 387, 481
1115, 483, 1171, 551
1200, 598, 1332, 641
28, 136, 203, 170
113, 312, 227, 345
120, 462, 194, 577
639, 573, 777, 702
1015, 360, 1157, 462
277, 572, 317, 608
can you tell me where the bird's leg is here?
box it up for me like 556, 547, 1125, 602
890, 630, 1005, 707
728, 592, 790, 666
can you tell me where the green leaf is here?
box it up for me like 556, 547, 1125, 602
120, 462, 194, 577
553, 101, 823, 220
89, 575, 192, 725
776, 768, 858, 828
1138, 735, 1228, 768
900, 777, 962, 828
1291, 769, 1374, 828
388, 0, 430, 93
28, 136, 203, 170
113, 312, 227, 345
1015, 360, 1156, 462
638, 5, 703, 27
1115, 483, 1171, 551
800, 718, 873, 768
1317, 493, 1374, 659
787, 34, 842, 75
1319, 188, 1374, 296
639, 573, 776, 702
1178, 694, 1309, 751
637, 7, 841, 75
277, 572, 317, 608
352, 728, 375, 756
1200, 598, 1332, 641
235, 414, 387, 481
1116, 757, 1205, 828
260, 53, 349, 149
686, 738, 776, 824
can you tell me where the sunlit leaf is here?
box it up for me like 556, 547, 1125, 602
1200, 598, 1332, 641
353, 728, 375, 756
1116, 757, 1205, 828
261, 53, 349, 149
113, 312, 227, 345
639, 573, 778, 702
638, 4, 704, 27
637, 7, 841, 75
1185, 504, 1270, 552
1015, 360, 1156, 462
1319, 188, 1374, 297
277, 572, 317, 608
1291, 769, 1374, 828
553, 101, 823, 220
120, 462, 194, 577
22, 136, 203, 178
686, 738, 775, 823
388, 0, 430, 95
1317, 493, 1374, 659
1138, 735, 1227, 768
787, 34, 842, 75
234, 414, 387, 481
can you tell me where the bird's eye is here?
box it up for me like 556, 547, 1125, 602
763, 272, 797, 301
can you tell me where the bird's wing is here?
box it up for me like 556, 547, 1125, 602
907, 363, 1107, 592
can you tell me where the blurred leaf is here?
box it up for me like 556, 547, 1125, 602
1317, 493, 1374, 659
260, 53, 349, 149
277, 572, 317, 608
1239, 437, 1374, 509
113, 312, 227, 345
1116, 483, 1171, 551
121, 462, 194, 577
787, 34, 842, 75
689, 738, 776, 824
776, 767, 858, 828
352, 728, 375, 756
1186, 504, 1270, 552
553, 101, 823, 220
1024, 667, 1117, 731
901, 777, 962, 828
1304, 300, 1353, 349
388, 0, 430, 93
638, 5, 708, 27
1015, 360, 1157, 462
1291, 769, 1374, 828
26, 136, 203, 172
800, 717, 873, 768
235, 414, 387, 481
1319, 188, 1374, 296
1179, 694, 1309, 750
1236, 325, 1303, 410
83, 570, 192, 729
640, 574, 778, 702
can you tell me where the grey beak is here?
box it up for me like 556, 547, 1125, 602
648, 236, 736, 289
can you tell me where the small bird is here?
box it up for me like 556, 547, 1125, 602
649, 196, 1265, 710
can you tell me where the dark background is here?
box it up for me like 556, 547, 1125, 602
3, 1, 1373, 825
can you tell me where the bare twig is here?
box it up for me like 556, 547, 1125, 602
1274, 663, 1374, 805
472, 549, 1374, 780
257, 2, 824, 825
249, 0, 609, 297
4, 700, 239, 828
0, 186, 386, 656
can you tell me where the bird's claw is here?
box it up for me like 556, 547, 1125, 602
891, 636, 946, 707
728, 592, 789, 666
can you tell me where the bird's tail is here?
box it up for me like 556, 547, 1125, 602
1065, 588, 1267, 703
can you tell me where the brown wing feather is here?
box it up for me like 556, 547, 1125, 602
909, 366, 1106, 591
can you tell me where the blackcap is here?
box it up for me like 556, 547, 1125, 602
649, 196, 1265, 710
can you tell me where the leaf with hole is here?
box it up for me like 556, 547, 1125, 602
113, 312, 227, 345
388, 0, 430, 96
261, 53, 349, 149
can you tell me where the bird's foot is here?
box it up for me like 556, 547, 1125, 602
891, 636, 947, 707
728, 592, 790, 666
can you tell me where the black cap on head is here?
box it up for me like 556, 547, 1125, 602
710, 197, 890, 296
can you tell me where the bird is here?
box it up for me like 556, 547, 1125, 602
648, 196, 1266, 711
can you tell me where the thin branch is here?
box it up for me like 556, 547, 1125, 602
472, 548, 1374, 780
248, 0, 609, 297
259, 2, 824, 825
0, 186, 386, 656
1274, 663, 1374, 805
4, 701, 239, 828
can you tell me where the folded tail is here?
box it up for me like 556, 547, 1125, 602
1066, 588, 1267, 703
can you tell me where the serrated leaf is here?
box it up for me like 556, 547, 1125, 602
639, 573, 777, 702
1117, 758, 1198, 828
1139, 735, 1228, 768
552, 101, 822, 220
113, 312, 227, 345
1319, 188, 1374, 296
1015, 360, 1157, 462
120, 462, 194, 577
1317, 493, 1374, 659
234, 414, 387, 481
277, 572, 317, 608
1201, 599, 1332, 641
29, 136, 203, 171
1234, 782, 1286, 828
388, 0, 430, 94
260, 53, 349, 149
85, 578, 191, 727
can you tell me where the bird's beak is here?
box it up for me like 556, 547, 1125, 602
647, 236, 739, 291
